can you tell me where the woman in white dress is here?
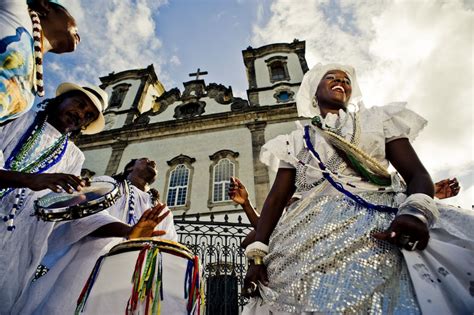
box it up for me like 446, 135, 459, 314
242, 64, 474, 314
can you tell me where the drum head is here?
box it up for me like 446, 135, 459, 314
34, 181, 120, 222
109, 238, 194, 260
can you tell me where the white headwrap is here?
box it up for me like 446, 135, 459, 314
296, 63, 363, 118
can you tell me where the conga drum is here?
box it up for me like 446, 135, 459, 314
76, 238, 202, 315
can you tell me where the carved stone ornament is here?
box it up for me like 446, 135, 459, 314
230, 97, 249, 112
167, 154, 196, 166
209, 149, 239, 161
206, 83, 233, 104
181, 80, 206, 102
174, 101, 206, 119
152, 88, 181, 115
134, 113, 150, 125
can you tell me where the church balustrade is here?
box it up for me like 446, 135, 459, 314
174, 213, 253, 314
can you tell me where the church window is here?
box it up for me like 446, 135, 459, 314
277, 91, 289, 101
109, 83, 131, 109
273, 89, 295, 103
166, 164, 189, 207
265, 56, 290, 84
164, 155, 196, 211
212, 159, 235, 203
271, 62, 286, 81
208, 150, 239, 207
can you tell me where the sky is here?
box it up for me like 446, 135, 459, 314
44, 0, 473, 209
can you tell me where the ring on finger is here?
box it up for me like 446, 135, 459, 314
398, 234, 410, 247
407, 240, 419, 251
250, 281, 257, 292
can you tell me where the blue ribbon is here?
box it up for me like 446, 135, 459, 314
304, 125, 398, 214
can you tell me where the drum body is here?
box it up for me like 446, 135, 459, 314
76, 238, 202, 315
34, 180, 120, 221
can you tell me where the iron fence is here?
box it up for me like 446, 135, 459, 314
175, 213, 253, 315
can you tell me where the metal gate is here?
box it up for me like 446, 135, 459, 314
175, 213, 253, 314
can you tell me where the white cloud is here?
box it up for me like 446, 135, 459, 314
169, 55, 181, 66
252, 0, 473, 208
55, 0, 168, 86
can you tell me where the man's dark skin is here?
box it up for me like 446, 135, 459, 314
28, 0, 81, 54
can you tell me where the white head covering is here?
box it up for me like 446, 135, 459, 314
296, 63, 362, 118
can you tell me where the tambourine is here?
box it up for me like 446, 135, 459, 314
34, 180, 120, 222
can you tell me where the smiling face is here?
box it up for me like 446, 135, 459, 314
315, 70, 353, 109
47, 91, 99, 134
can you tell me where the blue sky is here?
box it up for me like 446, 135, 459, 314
43, 0, 473, 208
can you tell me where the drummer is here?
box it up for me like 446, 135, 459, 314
0, 83, 169, 313
16, 157, 178, 315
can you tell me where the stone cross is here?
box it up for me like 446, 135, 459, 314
189, 68, 208, 80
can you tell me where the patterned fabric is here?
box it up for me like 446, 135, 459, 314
0, 0, 36, 123
260, 192, 420, 313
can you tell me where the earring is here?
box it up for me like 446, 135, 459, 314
312, 96, 318, 108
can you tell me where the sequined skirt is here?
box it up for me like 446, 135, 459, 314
260, 192, 420, 314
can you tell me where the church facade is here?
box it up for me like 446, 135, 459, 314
77, 40, 309, 219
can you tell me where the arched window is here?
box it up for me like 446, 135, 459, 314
109, 83, 131, 109
208, 150, 239, 207
212, 158, 235, 203
164, 154, 196, 211
166, 164, 190, 207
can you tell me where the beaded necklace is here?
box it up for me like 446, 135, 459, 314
295, 111, 359, 194
124, 180, 138, 225
2, 189, 26, 231
1, 114, 69, 231
28, 9, 45, 97
303, 125, 398, 214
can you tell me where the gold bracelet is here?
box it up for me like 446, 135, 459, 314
253, 256, 263, 265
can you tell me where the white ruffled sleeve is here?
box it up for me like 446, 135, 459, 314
260, 122, 305, 172
379, 102, 427, 142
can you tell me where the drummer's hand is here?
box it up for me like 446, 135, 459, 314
242, 263, 268, 298
128, 203, 170, 239
27, 173, 86, 193
372, 214, 429, 251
